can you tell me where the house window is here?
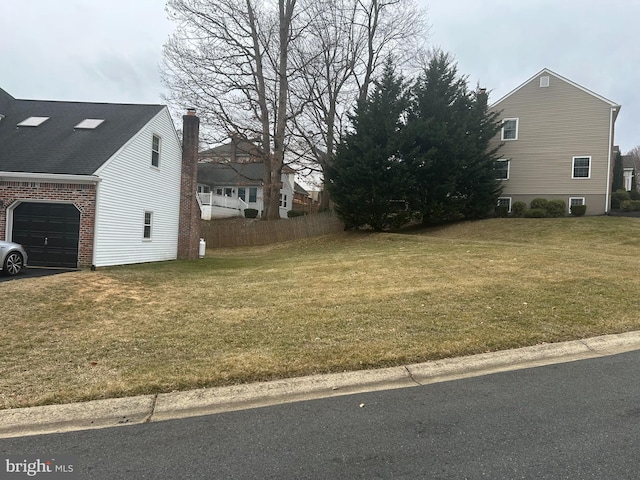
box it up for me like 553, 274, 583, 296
249, 187, 257, 203
495, 159, 510, 180
569, 197, 585, 210
216, 188, 223, 195
497, 197, 512, 212
280, 194, 288, 208
540, 76, 550, 88
572, 156, 591, 179
238, 188, 246, 202
501, 118, 519, 141
224, 188, 233, 197
143, 211, 153, 240
151, 135, 161, 167
197, 184, 210, 194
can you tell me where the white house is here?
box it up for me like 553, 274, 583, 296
197, 161, 296, 219
0, 87, 201, 268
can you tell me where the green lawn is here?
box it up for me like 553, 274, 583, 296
2, 217, 640, 409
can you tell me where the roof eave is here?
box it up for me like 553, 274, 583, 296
0, 171, 101, 183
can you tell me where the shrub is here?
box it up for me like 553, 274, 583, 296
495, 205, 509, 218
570, 204, 587, 216
545, 199, 566, 218
244, 208, 259, 218
630, 190, 640, 201
612, 189, 631, 210
524, 208, 547, 218
530, 198, 548, 210
620, 200, 640, 212
287, 210, 307, 218
511, 201, 527, 217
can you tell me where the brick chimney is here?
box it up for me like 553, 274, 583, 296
177, 108, 201, 260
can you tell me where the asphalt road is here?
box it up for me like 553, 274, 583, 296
2, 350, 640, 479
0, 267, 73, 283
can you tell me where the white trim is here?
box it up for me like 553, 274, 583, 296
497, 197, 512, 212
92, 179, 101, 269
0, 171, 100, 184
501, 118, 519, 141
569, 197, 585, 214
151, 133, 161, 168
496, 159, 510, 180
572, 156, 591, 179
491, 68, 620, 109
143, 210, 153, 241
605, 107, 616, 213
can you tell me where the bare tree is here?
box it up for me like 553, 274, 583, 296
163, 0, 299, 220
290, 0, 428, 210
162, 0, 427, 215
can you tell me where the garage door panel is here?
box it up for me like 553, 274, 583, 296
12, 203, 80, 268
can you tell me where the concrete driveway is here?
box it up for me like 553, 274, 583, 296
0, 267, 75, 283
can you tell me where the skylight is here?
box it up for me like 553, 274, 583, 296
17, 116, 49, 127
74, 118, 105, 129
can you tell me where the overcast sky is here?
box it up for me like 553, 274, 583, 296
1, 0, 638, 152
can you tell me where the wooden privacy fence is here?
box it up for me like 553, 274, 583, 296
201, 211, 345, 248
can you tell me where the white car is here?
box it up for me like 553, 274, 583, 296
0, 240, 28, 276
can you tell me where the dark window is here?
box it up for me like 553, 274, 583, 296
572, 157, 590, 178
495, 160, 510, 180
144, 212, 152, 239
152, 135, 161, 167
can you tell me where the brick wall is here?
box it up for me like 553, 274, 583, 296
0, 181, 97, 267
177, 110, 201, 260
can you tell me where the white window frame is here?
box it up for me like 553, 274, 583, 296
572, 156, 591, 179
151, 134, 161, 168
540, 76, 550, 88
501, 118, 519, 141
143, 211, 153, 240
569, 197, 585, 213
497, 197, 512, 212
496, 159, 510, 180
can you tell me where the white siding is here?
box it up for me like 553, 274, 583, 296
92, 108, 182, 267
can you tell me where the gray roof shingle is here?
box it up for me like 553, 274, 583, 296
198, 162, 264, 186
0, 92, 165, 175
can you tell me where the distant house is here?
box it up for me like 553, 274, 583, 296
197, 161, 296, 219
489, 68, 621, 215
0, 87, 201, 268
200, 136, 263, 164
197, 138, 303, 219
622, 154, 637, 192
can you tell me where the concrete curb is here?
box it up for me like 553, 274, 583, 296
2, 331, 640, 439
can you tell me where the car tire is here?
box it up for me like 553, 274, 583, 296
3, 252, 24, 276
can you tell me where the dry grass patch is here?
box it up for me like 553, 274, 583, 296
2, 217, 640, 409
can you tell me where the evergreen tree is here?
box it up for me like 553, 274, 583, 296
612, 149, 624, 192
327, 59, 412, 230
405, 51, 503, 224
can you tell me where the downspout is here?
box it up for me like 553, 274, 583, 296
91, 179, 101, 270
604, 106, 616, 214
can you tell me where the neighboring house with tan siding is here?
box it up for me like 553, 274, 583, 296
489, 69, 621, 215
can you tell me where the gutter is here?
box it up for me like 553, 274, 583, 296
0, 171, 101, 184
604, 106, 617, 214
